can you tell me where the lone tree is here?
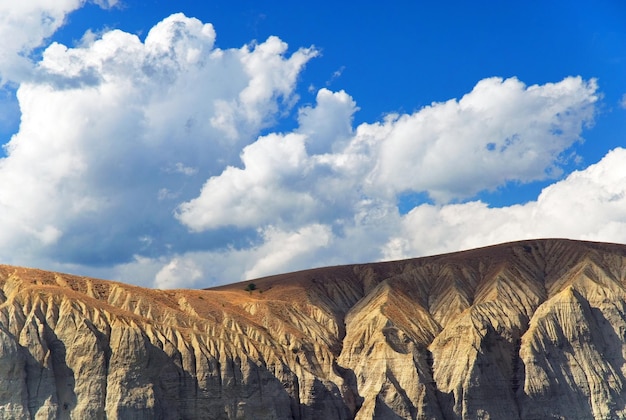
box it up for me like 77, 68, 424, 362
244, 283, 257, 293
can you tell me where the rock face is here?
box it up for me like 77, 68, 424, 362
2, 239, 626, 419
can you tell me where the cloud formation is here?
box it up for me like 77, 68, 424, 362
383, 147, 626, 260
0, 0, 118, 85
371, 77, 598, 201
1, 9, 624, 289
0, 13, 317, 271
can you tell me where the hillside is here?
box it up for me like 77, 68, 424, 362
1, 239, 626, 419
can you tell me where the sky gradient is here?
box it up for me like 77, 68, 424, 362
0, 1, 625, 288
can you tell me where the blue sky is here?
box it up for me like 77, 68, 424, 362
0, 0, 625, 288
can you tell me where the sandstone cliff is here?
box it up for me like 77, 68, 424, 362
1, 239, 626, 419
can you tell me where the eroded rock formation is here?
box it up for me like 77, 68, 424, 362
1, 239, 626, 419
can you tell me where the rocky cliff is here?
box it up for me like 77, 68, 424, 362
1, 239, 626, 419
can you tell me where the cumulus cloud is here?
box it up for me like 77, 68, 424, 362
298, 88, 357, 154
0, 0, 119, 85
176, 76, 599, 236
154, 257, 203, 289
165, 75, 607, 287
128, 142, 626, 288
371, 76, 598, 201
0, 6, 621, 289
0, 13, 317, 271
175, 88, 363, 232
242, 224, 334, 279
176, 132, 315, 230
383, 147, 626, 260
168, 146, 626, 288
128, 223, 334, 288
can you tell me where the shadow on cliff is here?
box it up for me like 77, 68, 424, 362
588, 305, 626, 414
517, 290, 626, 419
431, 324, 526, 420
116, 335, 314, 420
22, 326, 78, 419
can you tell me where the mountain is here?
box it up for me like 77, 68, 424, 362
1, 238, 626, 419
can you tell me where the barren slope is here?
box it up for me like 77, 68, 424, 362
1, 239, 626, 419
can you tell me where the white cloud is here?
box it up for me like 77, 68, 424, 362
243, 224, 333, 280
176, 76, 599, 249
95, 145, 626, 287
0, 0, 119, 85
154, 257, 203, 289
371, 76, 598, 202
384, 147, 626, 260
126, 224, 334, 288
0, 5, 621, 289
142, 141, 626, 286
298, 88, 357, 154
176, 132, 316, 230
0, 13, 317, 271
175, 88, 363, 232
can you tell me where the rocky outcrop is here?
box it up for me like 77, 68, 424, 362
1, 239, 626, 419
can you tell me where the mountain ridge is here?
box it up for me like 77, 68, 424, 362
1, 238, 626, 419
